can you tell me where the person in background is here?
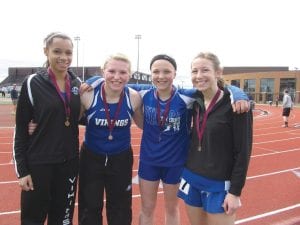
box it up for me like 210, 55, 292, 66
282, 89, 293, 127
1, 87, 6, 97
10, 83, 18, 114
82, 54, 249, 225
178, 52, 253, 225
13, 32, 81, 225
78, 53, 143, 225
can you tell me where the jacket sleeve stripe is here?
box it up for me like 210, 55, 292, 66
27, 74, 36, 106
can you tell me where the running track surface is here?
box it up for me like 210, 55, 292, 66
0, 103, 300, 225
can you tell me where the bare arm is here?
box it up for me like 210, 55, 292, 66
80, 89, 95, 112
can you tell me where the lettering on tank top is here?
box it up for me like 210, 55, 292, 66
95, 118, 129, 127
144, 105, 181, 132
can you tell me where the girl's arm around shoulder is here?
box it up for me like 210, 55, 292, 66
80, 76, 104, 93
128, 83, 153, 91
80, 89, 95, 112
79, 89, 96, 124
129, 87, 143, 129
178, 87, 197, 97
226, 85, 250, 114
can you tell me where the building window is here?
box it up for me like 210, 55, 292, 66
260, 78, 274, 93
260, 78, 274, 102
244, 79, 256, 92
244, 79, 256, 100
279, 78, 296, 100
231, 80, 240, 88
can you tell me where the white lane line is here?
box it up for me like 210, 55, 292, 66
0, 163, 13, 166
253, 130, 300, 137
235, 203, 300, 224
292, 169, 300, 178
251, 148, 300, 158
247, 167, 300, 180
253, 137, 300, 144
2, 167, 299, 185
132, 175, 163, 188
1, 198, 298, 221
0, 180, 18, 184
0, 210, 20, 216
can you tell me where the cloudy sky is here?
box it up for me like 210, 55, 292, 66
0, 0, 299, 87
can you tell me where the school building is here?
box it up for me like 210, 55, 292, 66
0, 66, 152, 90
1, 66, 299, 105
222, 67, 300, 104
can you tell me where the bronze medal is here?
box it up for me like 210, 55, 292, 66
65, 120, 70, 127
48, 68, 72, 130
196, 89, 221, 152
102, 85, 124, 142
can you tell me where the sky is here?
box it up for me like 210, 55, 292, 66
0, 0, 299, 87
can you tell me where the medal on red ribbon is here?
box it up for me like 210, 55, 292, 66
48, 68, 71, 127
102, 84, 124, 141
196, 89, 221, 151
156, 88, 174, 142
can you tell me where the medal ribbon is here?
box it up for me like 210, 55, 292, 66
156, 88, 174, 129
196, 89, 221, 143
48, 68, 71, 122
102, 84, 124, 136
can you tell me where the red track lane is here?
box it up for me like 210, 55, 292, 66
254, 132, 300, 144
247, 150, 300, 176
236, 173, 300, 223
0, 164, 16, 181
0, 104, 300, 225
253, 139, 300, 155
237, 207, 300, 225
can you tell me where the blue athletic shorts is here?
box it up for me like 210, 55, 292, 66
138, 161, 183, 184
177, 168, 230, 213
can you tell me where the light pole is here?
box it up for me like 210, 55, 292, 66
81, 40, 85, 81
74, 36, 80, 76
135, 34, 141, 84
294, 67, 298, 103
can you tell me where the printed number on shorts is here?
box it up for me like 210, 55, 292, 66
179, 178, 190, 195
